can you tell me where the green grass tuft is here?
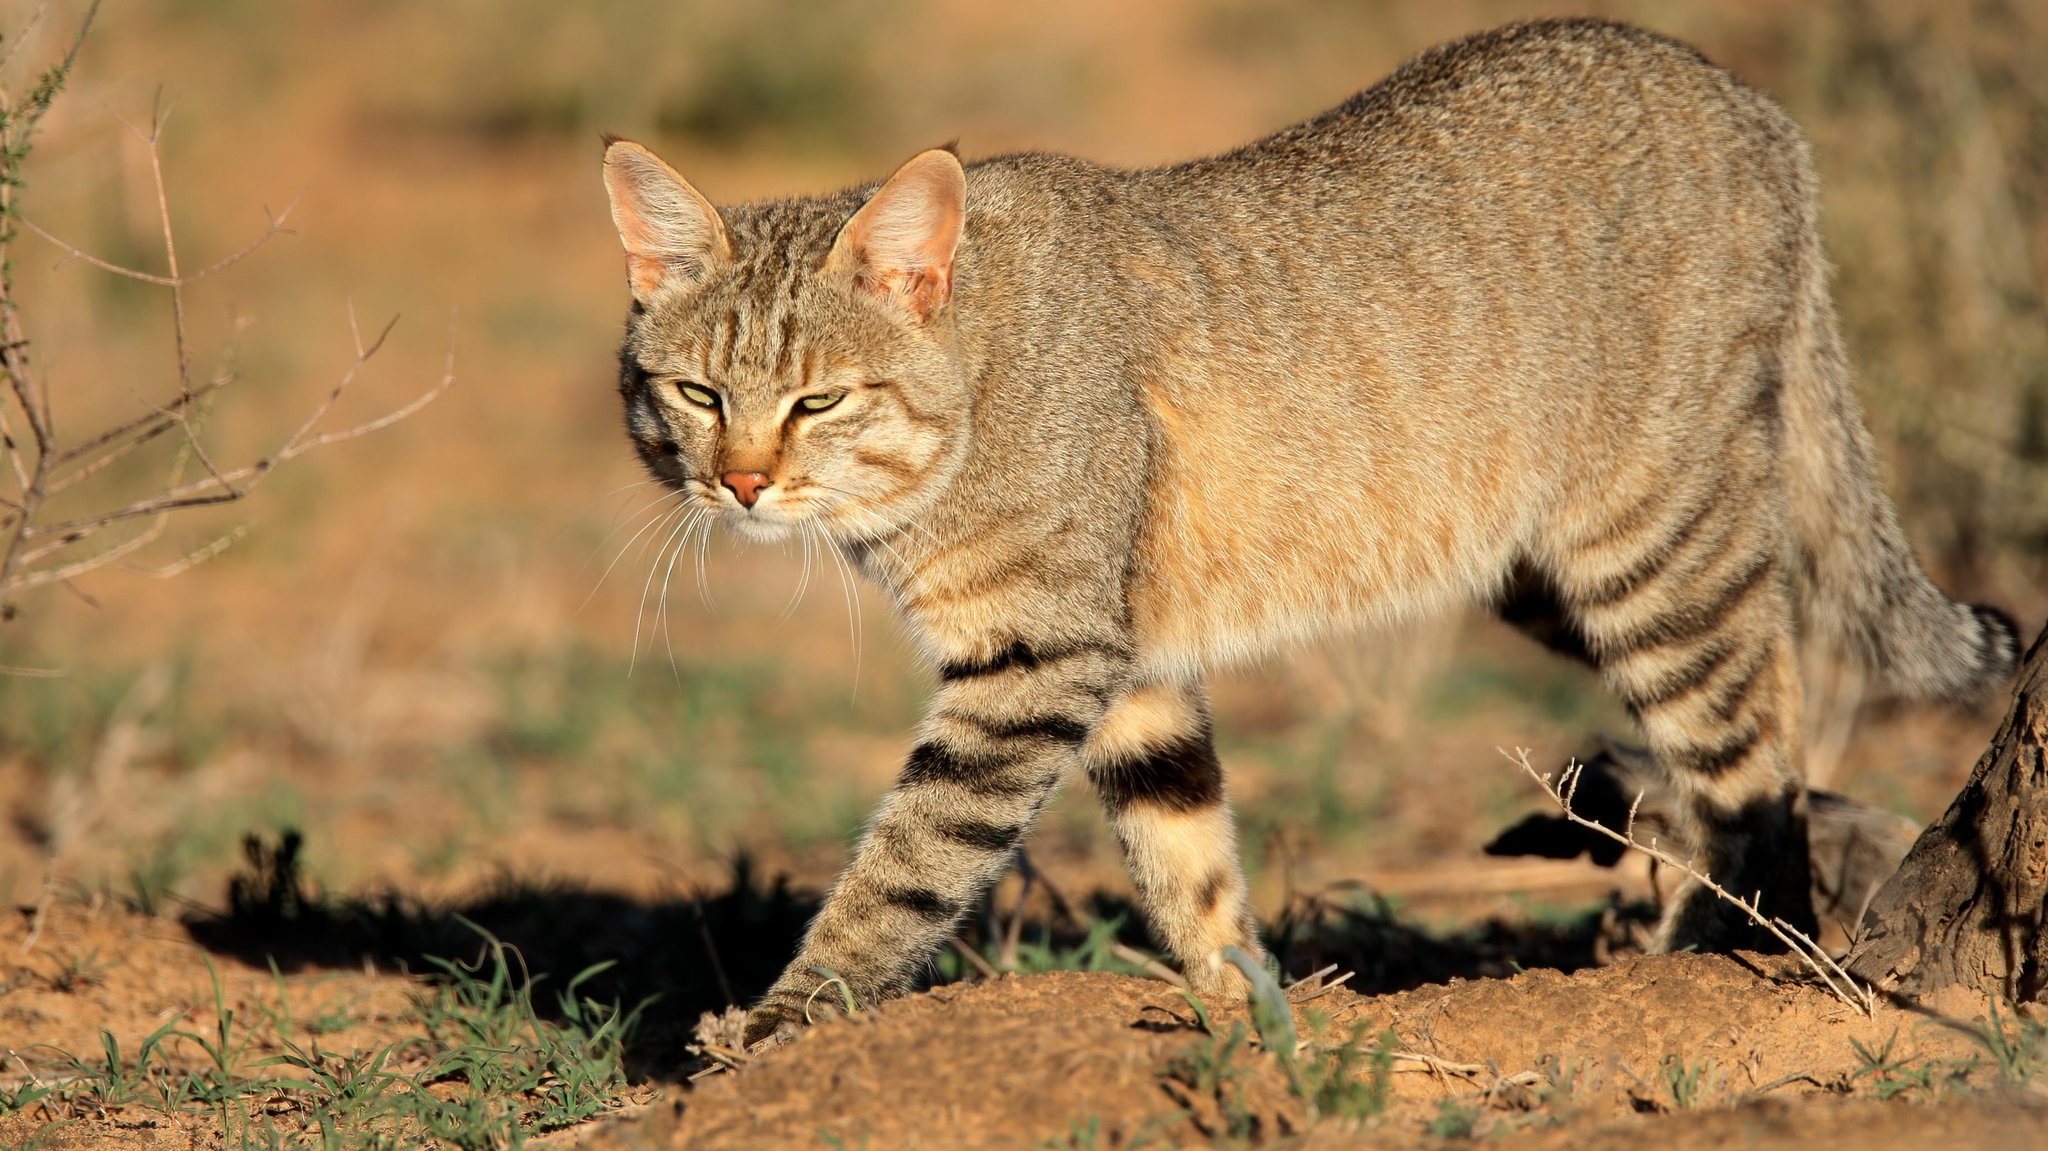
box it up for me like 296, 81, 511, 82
8, 922, 648, 1150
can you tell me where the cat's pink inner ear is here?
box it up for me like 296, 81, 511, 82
602, 140, 730, 301
832, 148, 966, 323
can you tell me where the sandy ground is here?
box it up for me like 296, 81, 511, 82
5, 896, 2044, 1150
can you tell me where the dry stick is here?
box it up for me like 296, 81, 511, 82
0, 0, 97, 465
45, 405, 188, 496
1109, 942, 1191, 990
6, 313, 455, 586
950, 936, 1002, 981
0, 2, 51, 77
1284, 963, 1354, 1004
21, 198, 295, 289
689, 896, 737, 1008
1502, 746, 1875, 1016
0, 27, 439, 606
1324, 1041, 1537, 1084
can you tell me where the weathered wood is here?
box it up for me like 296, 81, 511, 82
1847, 623, 2048, 1003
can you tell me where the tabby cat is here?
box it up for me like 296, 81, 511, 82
597, 19, 2019, 1049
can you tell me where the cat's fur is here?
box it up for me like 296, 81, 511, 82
598, 18, 2020, 1049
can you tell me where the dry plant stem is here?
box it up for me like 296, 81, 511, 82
1332, 1040, 1535, 1085
0, 7, 449, 617
949, 936, 1001, 981
0, 3, 51, 77
0, 5, 98, 590
1109, 942, 1191, 990
1, 313, 454, 594
1502, 746, 1876, 1015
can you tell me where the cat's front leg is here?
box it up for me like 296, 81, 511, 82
1085, 679, 1262, 999
742, 637, 1129, 1050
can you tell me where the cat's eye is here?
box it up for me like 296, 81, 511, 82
797, 392, 844, 413
676, 382, 720, 410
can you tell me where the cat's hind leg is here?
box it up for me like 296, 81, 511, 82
1545, 452, 1819, 952
1085, 680, 1262, 997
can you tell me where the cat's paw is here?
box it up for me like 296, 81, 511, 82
740, 1002, 805, 1054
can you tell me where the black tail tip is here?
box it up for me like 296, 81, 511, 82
1969, 603, 2022, 680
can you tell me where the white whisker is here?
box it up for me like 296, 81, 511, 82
817, 519, 865, 702
580, 491, 688, 612
807, 481, 946, 572
655, 505, 705, 683
780, 521, 815, 622
693, 508, 717, 610
631, 506, 700, 675
553, 477, 668, 547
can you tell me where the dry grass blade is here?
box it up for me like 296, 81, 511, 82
1501, 746, 1875, 1015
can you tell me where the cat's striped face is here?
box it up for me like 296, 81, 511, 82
619, 266, 965, 544
605, 142, 970, 546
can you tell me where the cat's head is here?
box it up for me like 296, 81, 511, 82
602, 140, 972, 544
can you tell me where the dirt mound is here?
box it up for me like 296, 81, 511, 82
7, 899, 2044, 1149
659, 973, 1200, 1149
1438, 1096, 2048, 1151
592, 957, 2031, 1149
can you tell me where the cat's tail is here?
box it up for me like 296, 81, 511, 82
1778, 139, 2020, 707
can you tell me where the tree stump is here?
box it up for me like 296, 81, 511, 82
1847, 622, 2048, 1004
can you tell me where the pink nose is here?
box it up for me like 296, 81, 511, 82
722, 471, 772, 508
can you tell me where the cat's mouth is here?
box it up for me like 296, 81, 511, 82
721, 505, 799, 542
689, 476, 882, 545
705, 483, 822, 543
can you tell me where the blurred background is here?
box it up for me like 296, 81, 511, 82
1, 0, 2042, 930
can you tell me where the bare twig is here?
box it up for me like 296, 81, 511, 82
3, 315, 454, 587
20, 197, 295, 287
1502, 746, 1875, 1016
0, 3, 51, 77
0, 9, 447, 617
124, 523, 248, 579
1109, 942, 1190, 989
949, 936, 1002, 981
1283, 963, 1354, 1004
48, 371, 229, 468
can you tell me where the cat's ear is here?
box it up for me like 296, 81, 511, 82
827, 147, 965, 324
602, 137, 731, 302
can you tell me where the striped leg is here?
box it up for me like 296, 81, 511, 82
742, 639, 1125, 1048
1554, 469, 1818, 952
1086, 681, 1262, 997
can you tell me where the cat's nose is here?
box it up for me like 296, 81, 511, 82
722, 471, 773, 508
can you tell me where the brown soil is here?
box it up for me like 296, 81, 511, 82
5, 879, 2045, 1149
589, 959, 2035, 1150
8, 897, 2039, 1146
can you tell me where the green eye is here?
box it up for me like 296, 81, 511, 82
678, 383, 719, 409
798, 392, 844, 413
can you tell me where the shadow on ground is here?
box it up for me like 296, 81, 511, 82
180, 830, 1656, 1076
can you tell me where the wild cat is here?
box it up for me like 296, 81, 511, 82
597, 18, 2019, 1048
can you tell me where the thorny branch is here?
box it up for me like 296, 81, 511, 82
1503, 746, 1876, 1016
0, 3, 451, 637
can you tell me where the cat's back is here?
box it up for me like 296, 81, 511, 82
957, 18, 1809, 355
1225, 18, 1789, 190
959, 19, 1828, 675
